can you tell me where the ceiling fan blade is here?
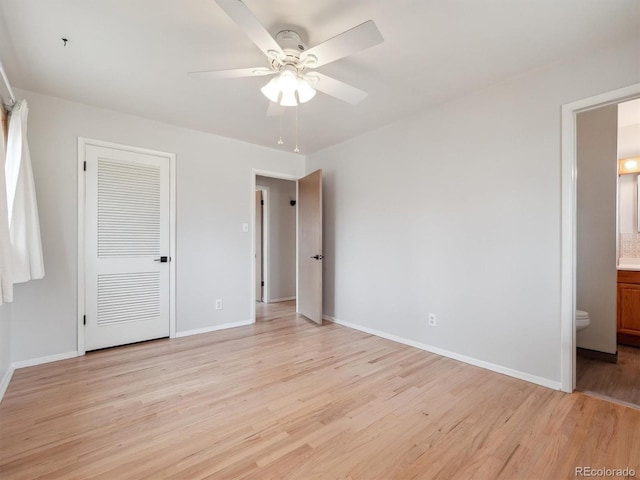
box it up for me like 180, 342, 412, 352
312, 73, 368, 105
301, 20, 383, 68
215, 0, 285, 59
267, 102, 285, 117
188, 67, 274, 79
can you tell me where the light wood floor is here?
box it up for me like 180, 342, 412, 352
256, 300, 296, 322
1, 302, 639, 479
576, 345, 640, 408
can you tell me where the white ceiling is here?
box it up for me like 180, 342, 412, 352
0, 0, 638, 154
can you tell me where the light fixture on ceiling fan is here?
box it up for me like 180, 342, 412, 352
260, 66, 316, 107
263, 71, 311, 106
189, 0, 384, 107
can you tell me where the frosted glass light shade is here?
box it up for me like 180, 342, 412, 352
261, 77, 280, 103
280, 89, 298, 107
277, 70, 298, 95
296, 79, 316, 103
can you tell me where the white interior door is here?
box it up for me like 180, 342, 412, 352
84, 144, 171, 350
297, 170, 323, 324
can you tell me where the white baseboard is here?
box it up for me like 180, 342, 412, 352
0, 364, 15, 403
175, 319, 254, 338
325, 316, 562, 391
12, 351, 80, 370
268, 297, 296, 303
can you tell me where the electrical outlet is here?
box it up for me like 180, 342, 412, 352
215, 299, 223, 310
428, 313, 437, 327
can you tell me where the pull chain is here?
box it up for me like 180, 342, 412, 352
293, 106, 300, 153
277, 112, 284, 145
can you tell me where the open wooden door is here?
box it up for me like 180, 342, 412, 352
297, 170, 323, 324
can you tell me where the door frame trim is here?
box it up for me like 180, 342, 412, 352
255, 186, 269, 303
560, 83, 640, 392
251, 169, 300, 323
77, 137, 177, 355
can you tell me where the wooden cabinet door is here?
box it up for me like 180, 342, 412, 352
617, 283, 640, 336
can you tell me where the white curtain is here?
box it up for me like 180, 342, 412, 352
0, 108, 13, 302
5, 100, 44, 283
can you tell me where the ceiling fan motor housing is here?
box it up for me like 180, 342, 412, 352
270, 30, 310, 72
276, 30, 307, 53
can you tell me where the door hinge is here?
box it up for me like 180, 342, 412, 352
83, 161, 86, 171
83, 315, 86, 325
261, 281, 264, 287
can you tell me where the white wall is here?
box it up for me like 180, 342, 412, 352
256, 176, 296, 302
10, 88, 304, 362
576, 105, 618, 354
306, 39, 640, 385
619, 124, 640, 159
0, 305, 11, 396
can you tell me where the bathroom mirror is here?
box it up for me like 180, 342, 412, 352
637, 175, 640, 234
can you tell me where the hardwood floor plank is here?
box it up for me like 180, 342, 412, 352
1, 301, 639, 479
576, 345, 640, 408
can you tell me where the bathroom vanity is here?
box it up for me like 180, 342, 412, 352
617, 269, 640, 347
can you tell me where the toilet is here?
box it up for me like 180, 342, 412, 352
576, 310, 591, 332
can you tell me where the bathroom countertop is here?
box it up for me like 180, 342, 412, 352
617, 258, 640, 271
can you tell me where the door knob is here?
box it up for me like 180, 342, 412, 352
311, 254, 324, 260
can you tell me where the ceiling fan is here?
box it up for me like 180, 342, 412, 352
189, 0, 384, 108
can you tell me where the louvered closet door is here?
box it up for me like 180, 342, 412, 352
85, 145, 170, 351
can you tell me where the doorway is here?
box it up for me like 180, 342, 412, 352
255, 188, 266, 303
251, 169, 324, 325
255, 175, 296, 307
77, 138, 176, 354
561, 82, 640, 393
574, 98, 640, 408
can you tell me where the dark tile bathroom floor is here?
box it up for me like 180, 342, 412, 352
576, 345, 640, 408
